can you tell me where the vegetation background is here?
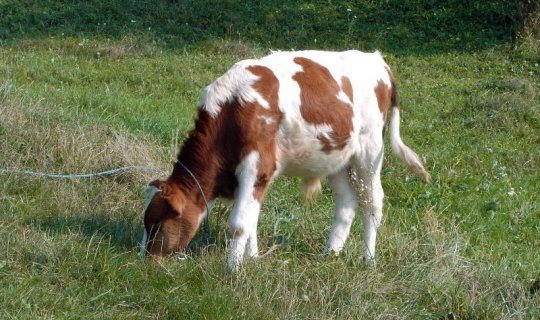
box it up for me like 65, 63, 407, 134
1, 0, 539, 318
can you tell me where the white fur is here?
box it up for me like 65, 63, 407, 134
355, 130, 385, 262
139, 230, 148, 257
228, 151, 262, 271
258, 115, 276, 125
326, 169, 358, 253
390, 108, 431, 182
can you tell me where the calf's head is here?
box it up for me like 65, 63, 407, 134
140, 180, 202, 257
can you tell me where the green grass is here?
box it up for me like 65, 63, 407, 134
1, 1, 539, 319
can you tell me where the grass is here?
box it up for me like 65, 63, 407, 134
1, 1, 539, 319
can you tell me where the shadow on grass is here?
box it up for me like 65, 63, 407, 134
31, 208, 226, 254
34, 213, 143, 251
1, 0, 519, 55
29, 206, 328, 258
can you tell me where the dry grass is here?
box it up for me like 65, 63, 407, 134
0, 81, 167, 181
0, 81, 170, 260
94, 45, 131, 59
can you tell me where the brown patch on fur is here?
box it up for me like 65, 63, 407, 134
378, 66, 399, 137
292, 57, 353, 153
150, 180, 185, 214
246, 66, 282, 201
341, 76, 354, 102
387, 67, 399, 110
143, 180, 204, 256
375, 79, 391, 121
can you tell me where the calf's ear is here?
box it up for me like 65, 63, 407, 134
148, 180, 186, 215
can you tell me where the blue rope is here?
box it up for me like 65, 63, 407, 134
0, 166, 163, 180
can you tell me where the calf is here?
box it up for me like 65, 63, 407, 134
140, 50, 430, 270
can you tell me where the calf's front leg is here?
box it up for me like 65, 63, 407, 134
228, 151, 264, 271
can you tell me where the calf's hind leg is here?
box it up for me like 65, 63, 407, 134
353, 140, 385, 263
326, 169, 359, 254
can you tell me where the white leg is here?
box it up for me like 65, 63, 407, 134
228, 200, 260, 270
246, 227, 259, 258
326, 169, 358, 254
354, 139, 385, 263
359, 174, 383, 262
228, 151, 261, 271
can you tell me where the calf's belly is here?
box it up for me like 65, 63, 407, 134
276, 141, 355, 178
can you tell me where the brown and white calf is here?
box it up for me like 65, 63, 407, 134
140, 50, 430, 270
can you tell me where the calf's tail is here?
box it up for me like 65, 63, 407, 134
389, 83, 431, 183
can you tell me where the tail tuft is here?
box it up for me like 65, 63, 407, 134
301, 176, 322, 203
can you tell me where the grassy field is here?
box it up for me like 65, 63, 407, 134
1, 1, 539, 319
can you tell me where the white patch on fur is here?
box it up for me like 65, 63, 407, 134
312, 123, 334, 145
256, 50, 386, 178
337, 91, 353, 106
276, 118, 355, 177
139, 185, 161, 256
139, 230, 148, 257
198, 200, 215, 225
258, 115, 275, 125
143, 185, 160, 211
201, 62, 271, 117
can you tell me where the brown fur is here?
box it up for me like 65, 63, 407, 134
377, 67, 399, 137
385, 66, 398, 108
341, 76, 354, 102
143, 182, 184, 255
375, 79, 391, 121
292, 57, 354, 153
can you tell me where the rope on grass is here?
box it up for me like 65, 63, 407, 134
0, 166, 164, 180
